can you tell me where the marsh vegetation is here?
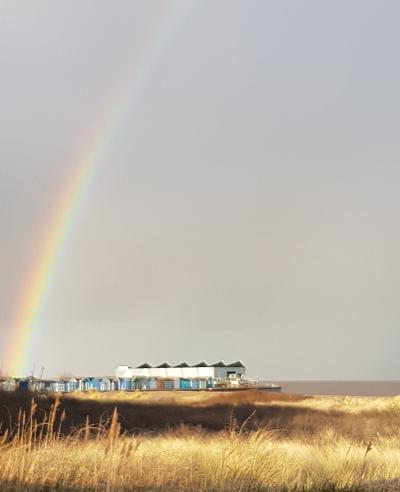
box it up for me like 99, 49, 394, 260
0, 390, 399, 491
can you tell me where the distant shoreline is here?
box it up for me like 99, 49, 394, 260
274, 380, 400, 397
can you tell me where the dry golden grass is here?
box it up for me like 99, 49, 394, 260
1, 391, 400, 491
68, 388, 303, 405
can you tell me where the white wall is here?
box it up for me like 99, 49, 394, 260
115, 366, 133, 378
115, 365, 246, 379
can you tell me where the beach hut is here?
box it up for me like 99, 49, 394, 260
17, 377, 45, 392
193, 379, 207, 390
135, 377, 149, 390
75, 378, 83, 392
0, 377, 16, 392
57, 381, 66, 392
148, 377, 158, 390
87, 378, 101, 391
135, 378, 144, 390
99, 377, 112, 392
199, 379, 207, 389
62, 378, 79, 393
24, 377, 45, 392
130, 378, 140, 391
119, 378, 133, 391
179, 378, 192, 390
110, 377, 120, 391
79, 377, 92, 392
162, 379, 174, 391
43, 380, 59, 392
155, 378, 164, 390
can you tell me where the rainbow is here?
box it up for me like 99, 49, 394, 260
4, 2, 193, 377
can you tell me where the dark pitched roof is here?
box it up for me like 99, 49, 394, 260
210, 360, 227, 367
156, 362, 172, 368
192, 361, 209, 367
174, 362, 190, 368
227, 360, 246, 368
137, 363, 152, 369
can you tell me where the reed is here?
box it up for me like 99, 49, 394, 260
0, 393, 400, 491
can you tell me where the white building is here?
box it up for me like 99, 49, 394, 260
115, 360, 246, 380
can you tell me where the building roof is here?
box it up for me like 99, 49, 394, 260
227, 360, 246, 368
192, 361, 209, 367
156, 362, 172, 368
210, 360, 227, 367
136, 362, 152, 368
174, 362, 190, 368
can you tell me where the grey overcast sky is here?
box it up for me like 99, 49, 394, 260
1, 0, 400, 378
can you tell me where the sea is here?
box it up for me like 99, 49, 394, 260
274, 381, 400, 397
